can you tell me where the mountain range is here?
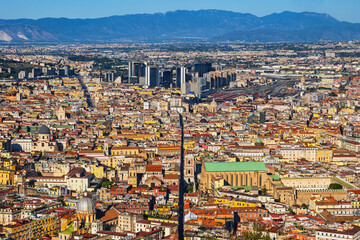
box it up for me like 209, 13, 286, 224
1, 10, 360, 43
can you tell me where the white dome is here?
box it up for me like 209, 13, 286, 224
210, 99, 217, 107
77, 198, 95, 212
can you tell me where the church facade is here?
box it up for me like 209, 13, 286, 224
32, 125, 58, 152
200, 161, 272, 192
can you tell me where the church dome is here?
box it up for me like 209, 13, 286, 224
38, 125, 51, 134
77, 198, 95, 212
255, 137, 264, 146
200, 118, 208, 123
210, 99, 217, 107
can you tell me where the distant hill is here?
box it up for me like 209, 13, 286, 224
0, 10, 360, 43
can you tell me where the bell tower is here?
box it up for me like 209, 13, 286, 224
56, 106, 66, 121
184, 155, 195, 184
128, 163, 137, 187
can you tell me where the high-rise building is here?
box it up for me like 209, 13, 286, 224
161, 70, 172, 88
42, 67, 55, 76
184, 77, 206, 97
59, 66, 74, 77
127, 62, 146, 85
32, 68, 41, 78
105, 71, 115, 82
194, 63, 212, 77
58, 69, 65, 77
128, 62, 145, 77
205, 69, 236, 89
63, 66, 69, 76
176, 67, 187, 88
128, 62, 133, 77
145, 66, 159, 88
134, 63, 145, 77
18, 71, 26, 79
48, 68, 56, 76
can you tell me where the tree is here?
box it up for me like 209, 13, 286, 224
242, 224, 271, 240
301, 203, 308, 209
328, 183, 343, 189
101, 180, 114, 188
261, 186, 268, 195
186, 184, 194, 192
287, 207, 295, 214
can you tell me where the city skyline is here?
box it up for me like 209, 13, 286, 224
1, 0, 360, 23
1, 0, 360, 239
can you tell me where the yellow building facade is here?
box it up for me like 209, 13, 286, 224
3, 215, 60, 240
213, 198, 257, 208
0, 169, 14, 185
91, 165, 105, 178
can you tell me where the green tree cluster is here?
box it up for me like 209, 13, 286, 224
242, 224, 271, 240
328, 183, 343, 189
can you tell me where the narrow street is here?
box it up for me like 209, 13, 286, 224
78, 77, 94, 108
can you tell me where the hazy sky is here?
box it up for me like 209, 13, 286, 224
1, 0, 360, 23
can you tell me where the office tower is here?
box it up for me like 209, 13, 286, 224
105, 71, 115, 82
194, 63, 212, 77
181, 81, 188, 95
145, 66, 159, 88
63, 66, 69, 76
68, 68, 75, 76
181, 77, 206, 97
58, 66, 73, 77
134, 63, 145, 77
128, 62, 133, 77
188, 77, 206, 97
161, 70, 172, 88
128, 62, 146, 85
18, 71, 26, 79
32, 68, 41, 78
48, 68, 56, 76
58, 68, 65, 77
42, 67, 56, 76
128, 62, 145, 77
49, 68, 56, 76
205, 70, 236, 89
176, 67, 187, 88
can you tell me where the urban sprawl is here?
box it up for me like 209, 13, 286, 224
0, 42, 359, 239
